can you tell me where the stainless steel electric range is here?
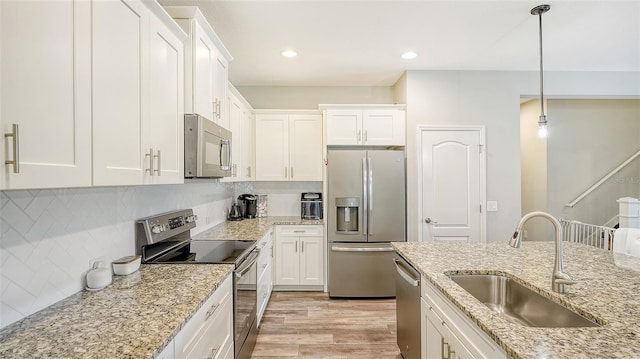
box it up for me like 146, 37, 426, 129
136, 209, 258, 359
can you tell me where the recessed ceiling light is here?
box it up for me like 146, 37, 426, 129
281, 50, 298, 58
401, 51, 418, 59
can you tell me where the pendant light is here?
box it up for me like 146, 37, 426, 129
532, 4, 550, 138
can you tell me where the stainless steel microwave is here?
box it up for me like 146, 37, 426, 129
184, 114, 232, 178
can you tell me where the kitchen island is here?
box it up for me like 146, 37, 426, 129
392, 241, 640, 358
0, 264, 233, 359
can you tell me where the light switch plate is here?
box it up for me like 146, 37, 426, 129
486, 201, 498, 212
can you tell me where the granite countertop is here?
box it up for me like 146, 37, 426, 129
193, 216, 324, 241
392, 241, 640, 359
0, 264, 234, 359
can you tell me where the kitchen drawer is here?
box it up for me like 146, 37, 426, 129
175, 275, 233, 359
257, 260, 273, 326
276, 225, 323, 237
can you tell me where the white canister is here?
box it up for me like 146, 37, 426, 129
86, 261, 113, 290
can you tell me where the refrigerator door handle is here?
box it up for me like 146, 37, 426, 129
362, 157, 368, 237
331, 245, 395, 252
368, 157, 373, 236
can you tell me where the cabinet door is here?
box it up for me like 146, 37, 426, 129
213, 51, 229, 129
222, 92, 242, 182
326, 110, 361, 145
289, 115, 323, 181
299, 236, 324, 285
192, 21, 215, 122
240, 110, 255, 181
274, 237, 299, 285
255, 114, 289, 181
362, 110, 405, 146
93, 0, 148, 186
148, 14, 184, 184
1, 0, 91, 189
157, 339, 175, 359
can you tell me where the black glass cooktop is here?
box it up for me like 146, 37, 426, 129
146, 240, 255, 265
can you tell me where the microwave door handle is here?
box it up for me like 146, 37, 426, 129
219, 139, 231, 171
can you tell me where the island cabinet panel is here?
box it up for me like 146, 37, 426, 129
421, 278, 506, 359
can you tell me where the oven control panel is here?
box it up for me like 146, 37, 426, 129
135, 209, 197, 250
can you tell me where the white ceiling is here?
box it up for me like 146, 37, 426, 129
159, 0, 640, 86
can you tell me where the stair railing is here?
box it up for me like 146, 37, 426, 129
560, 219, 616, 250
566, 149, 640, 208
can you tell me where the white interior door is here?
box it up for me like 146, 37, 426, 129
420, 128, 484, 242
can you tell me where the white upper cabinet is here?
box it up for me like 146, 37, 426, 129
1, 0, 92, 189
93, 0, 186, 186
92, 0, 148, 186
147, 12, 185, 184
324, 106, 406, 146
165, 6, 233, 129
255, 111, 323, 181
224, 85, 254, 182
1, 0, 186, 189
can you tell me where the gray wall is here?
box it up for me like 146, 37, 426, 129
404, 70, 640, 242
547, 99, 640, 226
236, 86, 396, 109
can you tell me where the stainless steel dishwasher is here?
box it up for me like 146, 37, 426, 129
394, 254, 421, 359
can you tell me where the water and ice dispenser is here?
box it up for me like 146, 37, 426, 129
335, 197, 359, 233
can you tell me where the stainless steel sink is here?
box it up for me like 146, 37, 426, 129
447, 274, 600, 328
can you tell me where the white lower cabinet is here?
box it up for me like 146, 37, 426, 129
256, 230, 273, 326
421, 279, 506, 359
175, 275, 233, 359
274, 225, 324, 287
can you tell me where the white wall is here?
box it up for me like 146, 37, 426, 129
236, 86, 396, 109
404, 70, 640, 242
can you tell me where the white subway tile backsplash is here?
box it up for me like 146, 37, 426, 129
0, 180, 312, 328
0, 182, 236, 328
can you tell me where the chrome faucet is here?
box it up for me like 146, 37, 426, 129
509, 211, 577, 294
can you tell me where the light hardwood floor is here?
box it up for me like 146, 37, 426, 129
251, 291, 402, 359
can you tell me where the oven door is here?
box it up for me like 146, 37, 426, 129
234, 248, 259, 359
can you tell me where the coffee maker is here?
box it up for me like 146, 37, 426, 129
238, 194, 257, 218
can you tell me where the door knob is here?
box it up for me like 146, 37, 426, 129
425, 218, 437, 224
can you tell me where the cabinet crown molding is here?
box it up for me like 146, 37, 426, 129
163, 5, 233, 62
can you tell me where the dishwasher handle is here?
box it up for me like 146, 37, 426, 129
393, 258, 420, 287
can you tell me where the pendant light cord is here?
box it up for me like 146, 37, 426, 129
538, 11, 545, 117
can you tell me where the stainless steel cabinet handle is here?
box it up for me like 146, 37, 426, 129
441, 338, 447, 359
293, 230, 305, 233
232, 163, 237, 177
357, 130, 361, 143
154, 150, 161, 176
301, 241, 304, 252
145, 148, 154, 176
4, 124, 19, 173
205, 303, 219, 320
247, 166, 251, 178
290, 167, 293, 178
364, 130, 368, 143
284, 167, 288, 179
207, 345, 220, 359
295, 241, 298, 252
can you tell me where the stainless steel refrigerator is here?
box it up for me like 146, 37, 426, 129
327, 148, 406, 297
